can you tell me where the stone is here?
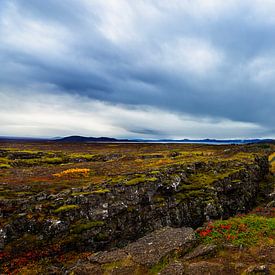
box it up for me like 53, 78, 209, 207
68, 263, 103, 275
245, 264, 270, 274
89, 249, 128, 264
125, 226, 196, 267
0, 228, 7, 250
109, 265, 144, 275
75, 227, 195, 274
185, 261, 225, 275
183, 244, 217, 260
266, 200, 275, 207
159, 261, 184, 275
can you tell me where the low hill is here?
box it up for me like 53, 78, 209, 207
56, 135, 120, 142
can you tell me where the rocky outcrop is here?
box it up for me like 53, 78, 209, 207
69, 226, 196, 274
0, 155, 269, 254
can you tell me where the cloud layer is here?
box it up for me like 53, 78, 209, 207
0, 0, 275, 138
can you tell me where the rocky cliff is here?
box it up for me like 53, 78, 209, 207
0, 155, 269, 255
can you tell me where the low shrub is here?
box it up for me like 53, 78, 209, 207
196, 214, 275, 247
53, 168, 91, 178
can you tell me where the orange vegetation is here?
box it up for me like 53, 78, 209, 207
53, 168, 90, 178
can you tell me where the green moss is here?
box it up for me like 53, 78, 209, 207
149, 256, 170, 274
188, 173, 215, 185
9, 149, 39, 154
0, 163, 11, 169
179, 183, 204, 191
53, 204, 79, 214
69, 153, 95, 160
0, 190, 15, 198
0, 157, 9, 163
101, 257, 134, 272
71, 191, 92, 196
232, 180, 241, 183
127, 206, 137, 212
187, 168, 244, 187
91, 188, 110, 194
110, 174, 158, 186
102, 261, 123, 271
150, 170, 160, 175
10, 155, 67, 166
94, 232, 109, 241
152, 196, 167, 208
149, 251, 183, 275
0, 189, 34, 199
71, 189, 110, 196
16, 191, 33, 196
71, 220, 105, 234
41, 157, 64, 164
153, 196, 165, 203
126, 176, 158, 186
18, 159, 40, 165
175, 190, 206, 202
110, 175, 125, 184
125, 177, 145, 186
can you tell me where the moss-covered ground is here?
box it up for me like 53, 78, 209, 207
0, 141, 274, 274
0, 141, 269, 200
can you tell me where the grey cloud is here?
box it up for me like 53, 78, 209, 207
127, 128, 164, 136
0, 0, 275, 138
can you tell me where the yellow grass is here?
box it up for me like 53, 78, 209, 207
53, 168, 90, 178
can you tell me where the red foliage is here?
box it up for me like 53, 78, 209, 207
220, 224, 231, 230
226, 234, 235, 240
0, 251, 9, 260
1, 243, 62, 274
197, 228, 212, 237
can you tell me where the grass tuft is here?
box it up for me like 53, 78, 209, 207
53, 204, 79, 214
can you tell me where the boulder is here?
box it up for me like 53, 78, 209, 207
124, 227, 195, 267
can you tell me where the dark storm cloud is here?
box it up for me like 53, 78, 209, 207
127, 128, 164, 136
0, 0, 275, 138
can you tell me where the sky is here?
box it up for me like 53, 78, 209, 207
0, 0, 275, 139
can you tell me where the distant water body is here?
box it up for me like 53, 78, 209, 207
106, 141, 252, 145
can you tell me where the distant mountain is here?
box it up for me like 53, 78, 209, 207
0, 135, 273, 144
161, 138, 274, 144
141, 139, 274, 144
54, 136, 274, 144
0, 136, 49, 141
56, 135, 125, 142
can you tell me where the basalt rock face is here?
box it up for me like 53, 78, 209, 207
69, 226, 197, 274
0, 156, 269, 254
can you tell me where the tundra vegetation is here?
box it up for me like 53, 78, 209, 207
0, 141, 274, 274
